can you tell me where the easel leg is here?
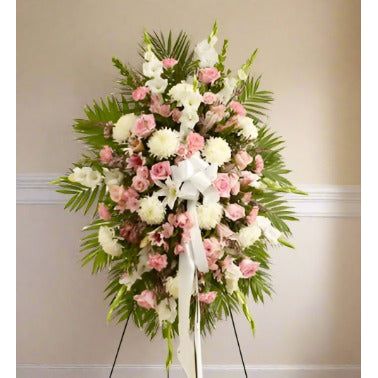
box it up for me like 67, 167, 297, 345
229, 308, 248, 377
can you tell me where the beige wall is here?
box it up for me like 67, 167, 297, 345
16, 0, 361, 370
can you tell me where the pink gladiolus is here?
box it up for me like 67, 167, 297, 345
235, 150, 253, 170
254, 154, 264, 174
134, 290, 156, 309
98, 203, 111, 220
132, 86, 150, 101
198, 291, 217, 304
239, 259, 260, 278
162, 58, 178, 69
225, 203, 245, 221
229, 101, 246, 116
127, 153, 145, 170
202, 92, 218, 105
246, 206, 259, 225
198, 67, 221, 85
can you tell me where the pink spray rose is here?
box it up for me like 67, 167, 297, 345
198, 291, 217, 304
213, 173, 231, 198
198, 67, 221, 85
254, 154, 264, 174
187, 132, 205, 154
225, 203, 246, 221
132, 86, 150, 101
98, 203, 111, 220
134, 114, 156, 138
246, 206, 259, 225
148, 254, 168, 272
99, 145, 113, 164
239, 259, 260, 278
150, 161, 171, 181
127, 153, 145, 170
202, 92, 218, 105
134, 290, 156, 309
162, 58, 178, 69
229, 101, 246, 116
131, 175, 150, 193
136, 166, 149, 180
235, 150, 253, 170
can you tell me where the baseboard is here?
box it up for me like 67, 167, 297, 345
16, 364, 361, 378
16, 174, 360, 217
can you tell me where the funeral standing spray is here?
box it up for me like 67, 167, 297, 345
53, 22, 304, 377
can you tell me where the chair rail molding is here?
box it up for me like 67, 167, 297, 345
16, 173, 360, 218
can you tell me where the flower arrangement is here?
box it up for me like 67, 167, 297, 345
53, 22, 304, 376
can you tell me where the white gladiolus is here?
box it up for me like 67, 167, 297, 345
203, 137, 231, 166
225, 262, 243, 294
143, 57, 163, 78
195, 36, 218, 68
119, 271, 141, 289
217, 77, 237, 104
256, 216, 281, 244
237, 116, 258, 140
68, 167, 102, 189
104, 168, 124, 187
179, 108, 200, 130
197, 202, 223, 230
237, 68, 248, 81
147, 128, 180, 159
156, 298, 177, 324
138, 196, 166, 225
145, 76, 168, 94
238, 224, 262, 248
165, 276, 179, 299
98, 226, 123, 257
112, 113, 137, 144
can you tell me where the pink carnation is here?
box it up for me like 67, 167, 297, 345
235, 150, 253, 170
187, 132, 205, 154
131, 176, 150, 193
99, 145, 113, 164
198, 291, 217, 304
148, 254, 168, 272
213, 173, 231, 198
254, 154, 264, 174
246, 206, 259, 225
162, 58, 178, 69
134, 290, 156, 309
150, 161, 171, 181
198, 67, 221, 85
225, 203, 245, 221
132, 86, 150, 101
239, 259, 260, 278
202, 92, 218, 105
98, 203, 111, 220
134, 114, 156, 138
229, 101, 246, 116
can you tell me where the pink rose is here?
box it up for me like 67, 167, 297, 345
132, 176, 150, 192
202, 92, 218, 105
228, 172, 240, 195
134, 290, 156, 309
254, 154, 264, 174
225, 204, 245, 221
246, 206, 259, 225
134, 114, 156, 138
187, 132, 205, 154
132, 86, 150, 101
235, 150, 253, 170
229, 101, 246, 116
174, 244, 185, 255
198, 291, 217, 304
99, 145, 113, 164
109, 185, 125, 203
213, 173, 231, 198
198, 67, 221, 85
171, 108, 182, 123
150, 161, 171, 181
136, 166, 149, 180
98, 203, 111, 220
239, 259, 260, 278
127, 153, 145, 170
148, 254, 168, 272
162, 58, 178, 69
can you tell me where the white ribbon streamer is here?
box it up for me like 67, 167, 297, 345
171, 152, 219, 378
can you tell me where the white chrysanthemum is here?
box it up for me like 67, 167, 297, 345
147, 128, 180, 159
237, 116, 258, 140
165, 276, 179, 299
203, 137, 231, 166
156, 298, 177, 324
68, 167, 102, 189
104, 168, 124, 187
225, 262, 243, 294
217, 77, 237, 104
98, 226, 123, 257
238, 224, 262, 248
195, 36, 218, 68
113, 113, 137, 144
146, 76, 168, 94
197, 202, 223, 230
256, 216, 281, 244
138, 196, 166, 225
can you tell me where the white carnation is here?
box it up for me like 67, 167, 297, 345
68, 167, 102, 189
217, 77, 237, 104
98, 226, 123, 257
113, 113, 137, 144
256, 216, 281, 244
225, 262, 243, 294
138, 196, 166, 225
195, 36, 218, 68
165, 276, 179, 299
203, 137, 231, 166
237, 116, 258, 140
238, 224, 262, 248
156, 298, 177, 324
146, 76, 168, 94
147, 128, 180, 159
197, 202, 223, 230
104, 168, 124, 187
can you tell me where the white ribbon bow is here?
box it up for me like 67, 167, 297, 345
169, 152, 219, 378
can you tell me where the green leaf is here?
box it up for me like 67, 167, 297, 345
237, 291, 255, 335
162, 322, 174, 369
